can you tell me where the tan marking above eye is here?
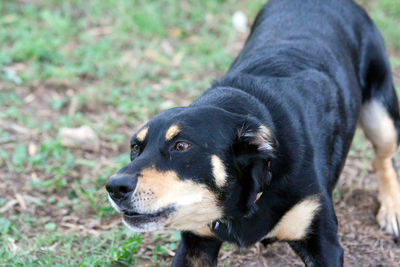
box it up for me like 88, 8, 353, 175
165, 124, 181, 140
211, 155, 227, 187
266, 195, 320, 241
136, 127, 149, 142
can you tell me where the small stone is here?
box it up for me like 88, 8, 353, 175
28, 142, 37, 156
160, 100, 176, 110
232, 11, 248, 33
60, 125, 100, 152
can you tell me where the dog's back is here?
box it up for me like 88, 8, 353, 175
231, 0, 371, 78
211, 0, 400, 192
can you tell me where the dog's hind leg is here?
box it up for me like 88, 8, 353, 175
360, 100, 400, 238
358, 27, 400, 238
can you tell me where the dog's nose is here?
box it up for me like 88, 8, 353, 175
106, 175, 137, 201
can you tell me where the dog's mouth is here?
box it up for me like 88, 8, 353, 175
122, 207, 175, 231
123, 208, 173, 220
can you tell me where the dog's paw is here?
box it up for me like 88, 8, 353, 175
377, 196, 400, 238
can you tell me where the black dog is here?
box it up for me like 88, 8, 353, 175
106, 0, 400, 266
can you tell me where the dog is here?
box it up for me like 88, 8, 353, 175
106, 0, 400, 266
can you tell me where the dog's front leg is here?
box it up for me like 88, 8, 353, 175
172, 232, 222, 267
288, 200, 343, 267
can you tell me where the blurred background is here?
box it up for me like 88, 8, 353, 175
0, 0, 399, 266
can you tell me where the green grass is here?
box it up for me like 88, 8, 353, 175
0, 217, 182, 266
0, 222, 143, 266
0, 0, 399, 266
0, 0, 265, 265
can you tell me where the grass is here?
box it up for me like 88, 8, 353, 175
1, 221, 142, 266
0, 0, 399, 266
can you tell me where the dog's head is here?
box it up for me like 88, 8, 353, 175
106, 106, 277, 234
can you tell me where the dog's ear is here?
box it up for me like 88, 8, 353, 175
232, 116, 278, 215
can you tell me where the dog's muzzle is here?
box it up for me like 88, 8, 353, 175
106, 174, 137, 209
106, 173, 174, 232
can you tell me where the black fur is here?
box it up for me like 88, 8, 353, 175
106, 0, 400, 266
172, 232, 222, 267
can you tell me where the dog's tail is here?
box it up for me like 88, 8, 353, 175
358, 20, 400, 239
358, 23, 400, 144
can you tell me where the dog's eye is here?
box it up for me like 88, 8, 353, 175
132, 144, 140, 154
174, 141, 190, 151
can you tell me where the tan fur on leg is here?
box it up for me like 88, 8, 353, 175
373, 157, 400, 236
361, 101, 400, 237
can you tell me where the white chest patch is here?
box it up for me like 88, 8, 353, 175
266, 195, 321, 241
